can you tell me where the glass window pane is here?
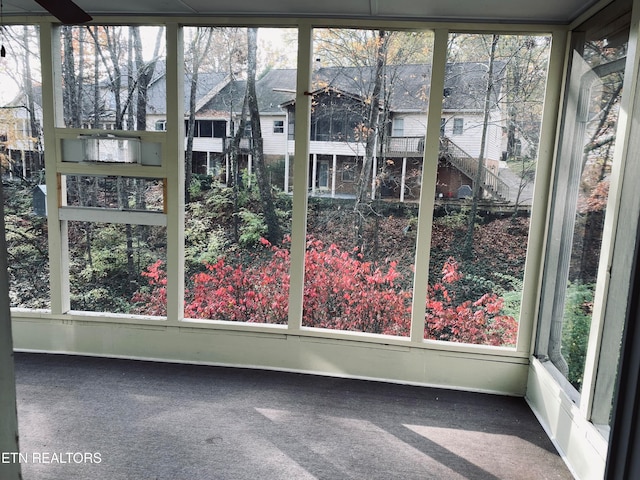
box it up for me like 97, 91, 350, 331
428, 33, 551, 346
563, 39, 627, 394
537, 0, 630, 411
60, 26, 166, 130
301, 28, 434, 336
0, 25, 49, 308
4, 182, 50, 309
64, 176, 164, 212
70, 221, 166, 314
176, 27, 297, 324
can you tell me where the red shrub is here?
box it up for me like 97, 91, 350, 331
133, 239, 517, 346
425, 258, 518, 346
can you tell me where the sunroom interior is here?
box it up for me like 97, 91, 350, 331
1, 0, 640, 478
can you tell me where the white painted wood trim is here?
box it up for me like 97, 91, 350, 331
164, 23, 186, 325
409, 28, 447, 343
287, 22, 313, 333
58, 207, 167, 226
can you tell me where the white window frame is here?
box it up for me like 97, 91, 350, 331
392, 117, 404, 136
452, 117, 464, 134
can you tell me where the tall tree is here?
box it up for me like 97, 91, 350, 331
21, 26, 42, 174
184, 27, 214, 203
355, 30, 387, 206
61, 26, 81, 128
132, 26, 164, 131
245, 27, 282, 244
447, 34, 550, 212
313, 29, 432, 253
463, 34, 499, 260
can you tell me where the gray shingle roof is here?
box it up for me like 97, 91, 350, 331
196, 62, 502, 117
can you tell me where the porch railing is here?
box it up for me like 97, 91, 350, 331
384, 136, 424, 155
439, 137, 509, 202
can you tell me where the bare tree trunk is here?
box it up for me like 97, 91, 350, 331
464, 34, 499, 260
356, 30, 386, 206
62, 27, 80, 127
92, 27, 100, 128
117, 178, 135, 285
228, 97, 249, 244
354, 30, 387, 251
246, 27, 282, 244
104, 27, 124, 128
185, 27, 214, 203
77, 27, 85, 126
126, 29, 135, 130
22, 26, 42, 175
132, 26, 163, 131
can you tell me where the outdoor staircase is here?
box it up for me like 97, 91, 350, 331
439, 137, 510, 202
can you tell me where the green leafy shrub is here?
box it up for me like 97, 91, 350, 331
562, 281, 594, 391
237, 209, 267, 248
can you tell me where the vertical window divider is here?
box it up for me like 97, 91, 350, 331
40, 22, 70, 314
535, 30, 577, 360
409, 28, 448, 343
165, 22, 185, 324
518, 27, 568, 355
287, 21, 313, 333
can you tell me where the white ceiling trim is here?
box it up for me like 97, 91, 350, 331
2, 0, 602, 24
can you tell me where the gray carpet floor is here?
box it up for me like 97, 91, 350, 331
13, 352, 573, 480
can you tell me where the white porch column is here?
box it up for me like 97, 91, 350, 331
284, 110, 290, 194
400, 157, 407, 202
371, 154, 378, 199
248, 154, 253, 188
311, 153, 318, 194
331, 154, 337, 196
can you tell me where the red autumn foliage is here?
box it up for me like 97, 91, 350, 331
301, 237, 411, 336
132, 237, 518, 346
425, 258, 518, 346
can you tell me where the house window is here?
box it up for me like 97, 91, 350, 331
273, 120, 284, 133
440, 118, 446, 135
155, 120, 166, 131
198, 120, 214, 137
392, 118, 404, 136
453, 118, 464, 135
213, 121, 226, 138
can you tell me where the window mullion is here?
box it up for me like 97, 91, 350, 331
40, 22, 70, 314
410, 28, 447, 343
518, 28, 568, 355
287, 21, 313, 332
165, 22, 185, 324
